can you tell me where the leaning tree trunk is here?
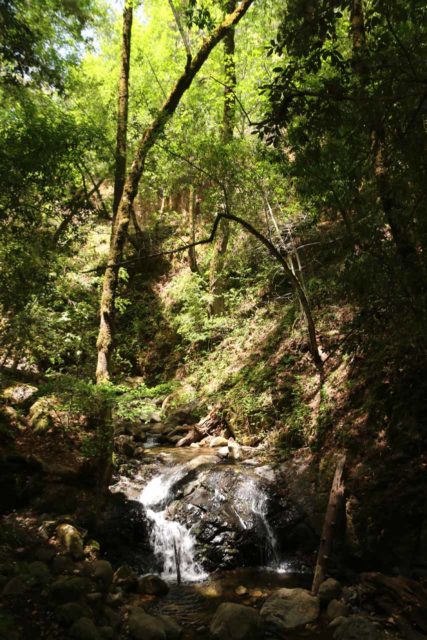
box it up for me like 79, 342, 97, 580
221, 211, 323, 370
95, 0, 255, 382
209, 0, 237, 316
312, 455, 346, 595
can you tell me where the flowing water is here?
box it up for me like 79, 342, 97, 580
112, 446, 333, 639
235, 476, 281, 567
139, 464, 207, 582
113, 446, 306, 582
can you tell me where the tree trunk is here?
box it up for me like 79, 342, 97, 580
350, 0, 423, 289
112, 0, 133, 219
350, 0, 365, 54
209, 0, 237, 316
372, 127, 424, 285
188, 186, 199, 273
312, 454, 346, 594
94, 3, 134, 506
95, 0, 255, 382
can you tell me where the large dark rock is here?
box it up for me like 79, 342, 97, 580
28, 560, 51, 585
210, 602, 263, 640
138, 574, 169, 596
49, 576, 94, 604
318, 578, 342, 602
94, 492, 151, 570
128, 607, 181, 640
164, 463, 304, 570
56, 602, 93, 625
331, 615, 383, 640
0, 454, 43, 513
260, 588, 320, 633
69, 617, 101, 640
89, 560, 114, 592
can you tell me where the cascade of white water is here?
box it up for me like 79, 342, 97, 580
139, 466, 207, 583
236, 477, 281, 567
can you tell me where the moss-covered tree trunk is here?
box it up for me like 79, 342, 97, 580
95, 0, 255, 382
209, 0, 237, 316
188, 186, 199, 273
112, 0, 133, 220
94, 2, 134, 504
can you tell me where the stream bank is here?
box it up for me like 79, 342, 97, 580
1, 385, 426, 639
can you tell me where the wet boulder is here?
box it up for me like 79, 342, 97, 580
138, 574, 169, 596
210, 602, 263, 640
167, 464, 297, 570
128, 607, 181, 640
260, 588, 320, 632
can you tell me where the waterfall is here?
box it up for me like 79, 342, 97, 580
250, 489, 280, 567
235, 477, 280, 568
139, 466, 207, 583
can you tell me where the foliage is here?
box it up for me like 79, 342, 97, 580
1, 0, 427, 472
0, 0, 102, 89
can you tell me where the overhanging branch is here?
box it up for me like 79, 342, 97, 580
85, 209, 323, 369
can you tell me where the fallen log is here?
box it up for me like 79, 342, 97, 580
176, 404, 229, 447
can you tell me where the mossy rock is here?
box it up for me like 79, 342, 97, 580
3, 384, 38, 408
50, 576, 94, 603
69, 617, 101, 640
28, 560, 52, 585
56, 602, 93, 626
29, 396, 58, 432
56, 524, 85, 559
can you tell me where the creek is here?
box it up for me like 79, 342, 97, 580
110, 444, 331, 639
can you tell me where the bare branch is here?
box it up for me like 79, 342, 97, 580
207, 74, 253, 125
86, 208, 323, 369
167, 0, 192, 64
